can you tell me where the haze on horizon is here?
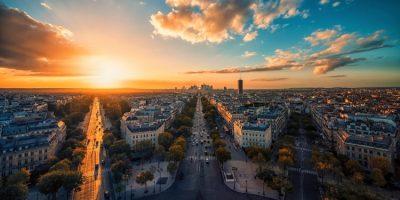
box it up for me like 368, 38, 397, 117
0, 0, 399, 89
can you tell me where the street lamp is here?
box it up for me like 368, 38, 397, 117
245, 180, 247, 192
153, 179, 156, 194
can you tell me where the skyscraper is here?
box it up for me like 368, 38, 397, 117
238, 79, 243, 95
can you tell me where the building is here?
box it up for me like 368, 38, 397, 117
233, 122, 272, 148
238, 79, 243, 95
122, 122, 165, 148
0, 120, 66, 176
336, 130, 394, 171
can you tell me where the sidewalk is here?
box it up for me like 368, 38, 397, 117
223, 160, 279, 200
119, 161, 176, 199
220, 135, 279, 200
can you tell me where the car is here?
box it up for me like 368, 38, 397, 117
104, 191, 110, 199
101, 159, 105, 165
205, 158, 209, 164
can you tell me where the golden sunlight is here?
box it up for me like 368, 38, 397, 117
85, 56, 126, 88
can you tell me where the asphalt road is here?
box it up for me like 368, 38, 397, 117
142, 96, 271, 200
285, 128, 319, 200
74, 97, 109, 200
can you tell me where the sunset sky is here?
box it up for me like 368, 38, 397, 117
0, 0, 399, 89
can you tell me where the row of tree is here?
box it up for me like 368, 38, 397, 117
99, 96, 133, 184
201, 97, 231, 168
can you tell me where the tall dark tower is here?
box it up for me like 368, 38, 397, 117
238, 79, 243, 95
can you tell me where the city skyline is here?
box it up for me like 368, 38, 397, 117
1, 0, 400, 89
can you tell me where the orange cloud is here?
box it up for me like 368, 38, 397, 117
0, 5, 86, 74
151, 0, 306, 43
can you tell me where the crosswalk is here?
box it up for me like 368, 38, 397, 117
293, 147, 312, 152
186, 156, 215, 161
288, 167, 317, 175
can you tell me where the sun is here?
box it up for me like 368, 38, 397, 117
84, 56, 126, 88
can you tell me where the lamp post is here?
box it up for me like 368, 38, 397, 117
245, 180, 247, 192
159, 169, 162, 192
263, 181, 265, 195
153, 179, 156, 194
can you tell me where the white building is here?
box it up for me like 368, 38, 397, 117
122, 122, 165, 148
233, 122, 272, 148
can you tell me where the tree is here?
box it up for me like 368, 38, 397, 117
0, 169, 30, 200
135, 171, 154, 192
215, 147, 231, 168
278, 147, 294, 170
253, 152, 266, 172
37, 171, 64, 199
351, 172, 365, 183
167, 144, 185, 162
103, 132, 116, 149
49, 159, 72, 172
371, 168, 386, 187
62, 171, 83, 199
158, 132, 174, 149
110, 140, 131, 156
133, 140, 154, 159
213, 139, 226, 149
111, 160, 132, 183
345, 160, 363, 176
0, 183, 28, 200
174, 136, 186, 151
167, 162, 177, 175
7, 169, 30, 185
370, 157, 391, 175
269, 176, 292, 196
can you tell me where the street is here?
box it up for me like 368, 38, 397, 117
143, 95, 270, 200
286, 128, 319, 200
74, 97, 111, 200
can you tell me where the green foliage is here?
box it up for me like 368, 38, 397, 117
110, 140, 131, 156
369, 157, 391, 175
102, 132, 116, 149
0, 169, 30, 200
49, 159, 72, 172
215, 147, 231, 166
167, 162, 178, 174
213, 139, 226, 149
158, 132, 174, 149
111, 159, 132, 183
167, 144, 185, 162
371, 168, 386, 187
132, 140, 154, 159
244, 145, 272, 162
135, 171, 154, 191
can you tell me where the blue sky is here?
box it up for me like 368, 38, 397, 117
0, 0, 399, 88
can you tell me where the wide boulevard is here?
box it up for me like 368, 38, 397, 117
143, 96, 271, 200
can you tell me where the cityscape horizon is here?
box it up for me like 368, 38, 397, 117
0, 1, 399, 200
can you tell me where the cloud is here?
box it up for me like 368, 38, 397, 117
0, 5, 85, 74
304, 28, 338, 46
312, 56, 365, 75
332, 1, 340, 7
40, 2, 51, 10
319, 0, 329, 5
242, 51, 257, 58
269, 23, 289, 33
264, 49, 302, 69
150, 0, 306, 43
252, 0, 305, 29
187, 27, 392, 75
252, 77, 288, 81
243, 31, 258, 42
311, 33, 354, 58
327, 75, 346, 78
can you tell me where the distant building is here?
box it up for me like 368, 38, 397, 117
233, 122, 272, 148
238, 79, 243, 95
